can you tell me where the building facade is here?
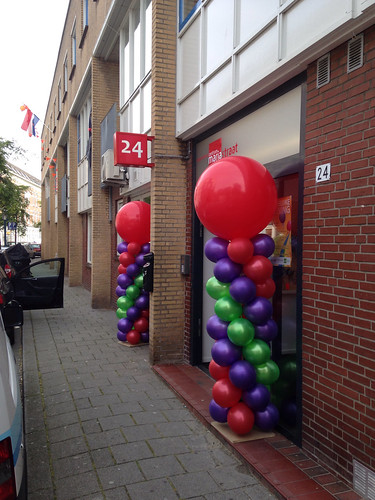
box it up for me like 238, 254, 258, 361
41, 0, 374, 493
6, 163, 41, 245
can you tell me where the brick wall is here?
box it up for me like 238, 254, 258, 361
150, 0, 188, 364
303, 26, 375, 483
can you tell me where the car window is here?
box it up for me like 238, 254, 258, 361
28, 260, 62, 278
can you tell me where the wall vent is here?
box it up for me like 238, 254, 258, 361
347, 34, 364, 73
353, 459, 375, 499
317, 53, 330, 88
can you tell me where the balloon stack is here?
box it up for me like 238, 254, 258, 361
194, 156, 280, 436
115, 201, 151, 346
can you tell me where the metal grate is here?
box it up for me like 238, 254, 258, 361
317, 53, 330, 88
347, 34, 364, 73
353, 459, 375, 499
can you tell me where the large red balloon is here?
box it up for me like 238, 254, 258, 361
227, 402, 255, 435
115, 201, 151, 245
212, 378, 242, 408
194, 156, 277, 240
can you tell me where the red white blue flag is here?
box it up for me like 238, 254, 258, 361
20, 105, 40, 137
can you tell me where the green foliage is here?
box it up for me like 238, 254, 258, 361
0, 138, 30, 237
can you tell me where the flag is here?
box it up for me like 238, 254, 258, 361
20, 105, 39, 137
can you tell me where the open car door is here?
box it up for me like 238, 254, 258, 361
11, 258, 65, 310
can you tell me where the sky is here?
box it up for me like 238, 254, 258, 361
0, 0, 70, 180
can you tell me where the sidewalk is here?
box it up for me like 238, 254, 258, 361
22, 282, 361, 500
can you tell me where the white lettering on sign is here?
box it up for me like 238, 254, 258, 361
316, 163, 331, 183
121, 140, 144, 159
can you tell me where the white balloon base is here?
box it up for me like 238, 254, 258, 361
211, 421, 275, 443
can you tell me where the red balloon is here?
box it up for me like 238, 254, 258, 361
227, 238, 254, 264
141, 309, 149, 318
127, 241, 141, 256
118, 264, 127, 275
116, 201, 151, 245
133, 317, 149, 333
227, 402, 255, 435
243, 255, 273, 283
212, 378, 242, 408
119, 252, 135, 267
126, 330, 141, 345
256, 278, 276, 298
209, 360, 230, 381
194, 156, 277, 240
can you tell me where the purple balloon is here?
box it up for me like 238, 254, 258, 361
141, 243, 150, 253
254, 319, 278, 342
205, 237, 228, 263
209, 399, 229, 423
115, 285, 127, 297
140, 331, 149, 343
254, 403, 279, 431
206, 315, 229, 340
117, 241, 128, 253
229, 276, 256, 304
251, 234, 275, 258
242, 383, 270, 411
244, 297, 273, 325
126, 263, 140, 277
117, 330, 127, 342
135, 294, 149, 310
135, 253, 146, 266
214, 258, 242, 283
126, 306, 141, 321
281, 400, 297, 426
229, 360, 256, 390
117, 317, 133, 333
211, 338, 242, 366
117, 274, 133, 289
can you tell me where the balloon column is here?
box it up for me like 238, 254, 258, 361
194, 156, 280, 436
115, 201, 151, 345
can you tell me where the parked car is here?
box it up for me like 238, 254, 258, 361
22, 244, 35, 259
29, 243, 41, 258
0, 312, 25, 499
0, 244, 65, 344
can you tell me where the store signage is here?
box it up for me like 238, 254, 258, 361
207, 138, 239, 166
114, 132, 155, 168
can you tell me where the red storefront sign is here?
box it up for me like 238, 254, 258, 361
114, 132, 155, 167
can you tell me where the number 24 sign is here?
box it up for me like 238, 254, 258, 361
114, 132, 155, 168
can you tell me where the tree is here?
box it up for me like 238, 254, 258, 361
0, 138, 30, 243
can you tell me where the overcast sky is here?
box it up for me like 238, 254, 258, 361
0, 1, 70, 179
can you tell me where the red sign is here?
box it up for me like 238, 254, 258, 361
114, 132, 155, 167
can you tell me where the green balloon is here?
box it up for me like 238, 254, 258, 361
227, 318, 255, 346
243, 339, 271, 365
116, 308, 127, 319
279, 355, 297, 383
206, 277, 230, 300
214, 296, 242, 322
126, 285, 141, 300
117, 295, 134, 310
255, 360, 280, 385
134, 273, 144, 289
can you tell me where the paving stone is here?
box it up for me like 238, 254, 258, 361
138, 455, 185, 480
125, 478, 179, 500
96, 462, 144, 489
111, 440, 154, 463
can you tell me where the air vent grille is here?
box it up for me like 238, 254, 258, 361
317, 54, 330, 88
347, 34, 364, 73
353, 459, 375, 499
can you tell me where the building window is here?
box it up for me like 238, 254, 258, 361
179, 0, 201, 30
80, 0, 89, 47
63, 55, 68, 100
77, 95, 92, 162
58, 79, 62, 118
71, 20, 76, 77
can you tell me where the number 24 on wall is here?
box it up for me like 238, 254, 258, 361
121, 140, 143, 158
114, 132, 155, 167
316, 163, 331, 183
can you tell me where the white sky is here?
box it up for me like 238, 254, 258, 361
0, 1, 70, 179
